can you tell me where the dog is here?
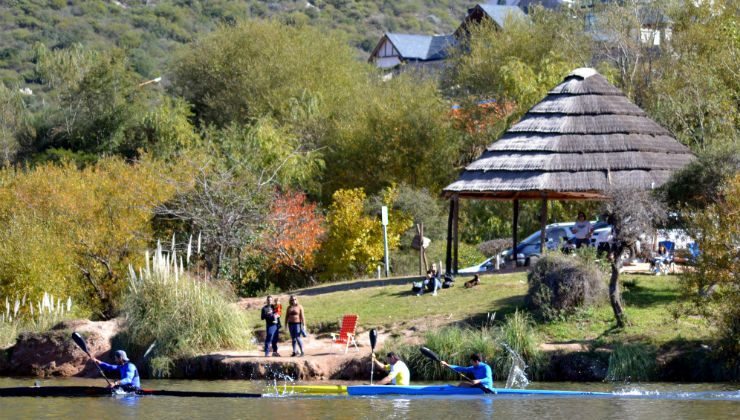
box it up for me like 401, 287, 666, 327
464, 275, 480, 288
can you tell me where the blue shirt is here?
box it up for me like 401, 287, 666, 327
449, 362, 493, 389
99, 361, 140, 388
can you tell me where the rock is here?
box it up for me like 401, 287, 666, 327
7, 318, 123, 378
0, 349, 9, 375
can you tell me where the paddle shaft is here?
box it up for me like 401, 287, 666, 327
72, 333, 113, 387
369, 329, 377, 385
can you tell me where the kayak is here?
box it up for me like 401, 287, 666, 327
346, 385, 612, 397
0, 386, 262, 398
272, 385, 348, 395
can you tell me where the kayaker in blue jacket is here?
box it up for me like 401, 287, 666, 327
441, 353, 493, 390
92, 350, 140, 391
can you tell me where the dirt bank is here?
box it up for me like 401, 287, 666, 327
4, 319, 123, 378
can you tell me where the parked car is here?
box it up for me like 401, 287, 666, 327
458, 256, 499, 274
501, 222, 583, 266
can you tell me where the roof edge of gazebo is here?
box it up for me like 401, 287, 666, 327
442, 190, 608, 201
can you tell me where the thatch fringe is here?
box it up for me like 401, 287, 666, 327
529, 94, 645, 116
549, 74, 623, 96
509, 115, 671, 135
466, 151, 695, 172
488, 134, 690, 153
445, 169, 675, 193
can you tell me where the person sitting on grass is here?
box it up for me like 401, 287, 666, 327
372, 352, 410, 385
425, 270, 442, 296
92, 350, 140, 391
440, 352, 493, 390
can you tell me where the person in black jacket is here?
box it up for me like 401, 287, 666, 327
261, 296, 281, 357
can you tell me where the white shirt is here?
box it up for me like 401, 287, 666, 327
573, 220, 592, 239
385, 360, 410, 385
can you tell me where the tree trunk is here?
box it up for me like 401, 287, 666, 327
609, 245, 626, 328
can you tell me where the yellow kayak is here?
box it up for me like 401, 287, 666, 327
272, 385, 347, 395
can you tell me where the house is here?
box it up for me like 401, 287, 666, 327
454, 4, 528, 37
368, 33, 456, 70
369, 3, 529, 71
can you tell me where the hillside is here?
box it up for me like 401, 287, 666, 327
0, 0, 468, 84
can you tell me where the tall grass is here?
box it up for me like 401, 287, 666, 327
0, 293, 74, 348
394, 311, 542, 383
606, 343, 656, 382
123, 245, 252, 376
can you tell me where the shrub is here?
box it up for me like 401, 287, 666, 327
478, 238, 510, 258
123, 248, 252, 376
526, 253, 607, 321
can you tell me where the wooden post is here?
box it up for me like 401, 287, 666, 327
452, 194, 460, 274
417, 224, 423, 275
445, 198, 454, 274
512, 199, 519, 262
540, 195, 548, 254
421, 223, 427, 272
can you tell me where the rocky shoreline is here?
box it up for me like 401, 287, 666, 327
0, 319, 731, 382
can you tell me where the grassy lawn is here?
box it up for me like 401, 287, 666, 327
245, 272, 714, 346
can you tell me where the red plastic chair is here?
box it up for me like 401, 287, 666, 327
331, 315, 359, 353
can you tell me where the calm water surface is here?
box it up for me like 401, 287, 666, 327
1, 377, 739, 419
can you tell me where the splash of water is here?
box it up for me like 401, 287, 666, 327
264, 365, 295, 396
500, 342, 530, 389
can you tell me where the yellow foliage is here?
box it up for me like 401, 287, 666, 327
319, 186, 413, 280
0, 157, 177, 316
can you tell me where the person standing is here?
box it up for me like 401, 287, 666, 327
372, 352, 410, 385
92, 350, 140, 391
285, 295, 306, 357
261, 296, 280, 357
571, 212, 593, 248
440, 353, 493, 390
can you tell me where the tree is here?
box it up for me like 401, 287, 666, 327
680, 174, 740, 359
319, 187, 412, 279
601, 188, 666, 328
0, 84, 31, 166
257, 190, 326, 289
0, 157, 176, 317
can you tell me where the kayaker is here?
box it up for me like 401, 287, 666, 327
372, 352, 410, 385
440, 353, 493, 390
92, 350, 140, 391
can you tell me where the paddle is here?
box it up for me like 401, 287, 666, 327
369, 329, 378, 385
419, 346, 494, 394
71, 332, 113, 387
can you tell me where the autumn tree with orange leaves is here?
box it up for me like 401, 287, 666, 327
259, 191, 325, 288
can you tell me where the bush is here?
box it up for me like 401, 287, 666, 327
123, 249, 252, 376
478, 238, 510, 258
526, 253, 607, 321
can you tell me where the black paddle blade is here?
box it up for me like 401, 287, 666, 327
71, 332, 90, 355
369, 329, 377, 351
420, 346, 441, 362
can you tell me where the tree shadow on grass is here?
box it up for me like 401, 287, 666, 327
622, 281, 680, 308
458, 295, 528, 326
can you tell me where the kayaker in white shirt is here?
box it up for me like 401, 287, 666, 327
372, 352, 410, 385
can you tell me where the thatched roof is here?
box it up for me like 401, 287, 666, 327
444, 68, 694, 200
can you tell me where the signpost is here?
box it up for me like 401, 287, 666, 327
381, 206, 389, 277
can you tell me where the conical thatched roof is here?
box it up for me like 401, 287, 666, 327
444, 68, 694, 200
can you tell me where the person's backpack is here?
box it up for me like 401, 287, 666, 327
442, 274, 454, 288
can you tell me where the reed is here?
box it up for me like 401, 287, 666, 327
0, 292, 74, 348
123, 245, 252, 375
606, 343, 656, 382
394, 311, 542, 382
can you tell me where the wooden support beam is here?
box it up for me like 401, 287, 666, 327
512, 199, 519, 262
445, 198, 454, 274
452, 194, 460, 274
540, 195, 548, 254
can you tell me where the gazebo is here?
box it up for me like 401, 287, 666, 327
443, 68, 694, 273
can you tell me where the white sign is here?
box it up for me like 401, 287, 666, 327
381, 206, 388, 226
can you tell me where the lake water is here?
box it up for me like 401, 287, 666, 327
1, 378, 739, 419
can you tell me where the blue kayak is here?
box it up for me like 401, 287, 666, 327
346, 385, 611, 397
